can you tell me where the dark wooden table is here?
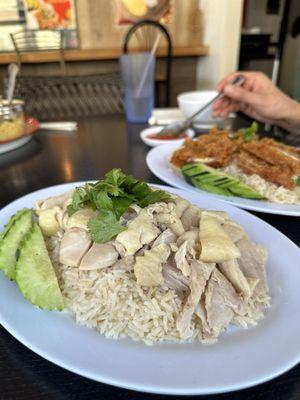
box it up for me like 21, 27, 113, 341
0, 115, 299, 400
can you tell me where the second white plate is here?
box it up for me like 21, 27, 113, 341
146, 143, 300, 216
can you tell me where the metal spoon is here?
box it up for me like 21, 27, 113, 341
7, 63, 19, 104
157, 74, 245, 137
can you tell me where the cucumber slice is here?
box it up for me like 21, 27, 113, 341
0, 209, 29, 240
16, 224, 64, 311
182, 163, 265, 200
195, 181, 231, 196
229, 182, 265, 199
0, 209, 33, 280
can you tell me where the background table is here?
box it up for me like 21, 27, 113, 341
0, 115, 299, 400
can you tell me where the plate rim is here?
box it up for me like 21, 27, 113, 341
0, 182, 300, 395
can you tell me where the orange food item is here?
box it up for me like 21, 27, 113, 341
169, 127, 300, 189
170, 128, 238, 169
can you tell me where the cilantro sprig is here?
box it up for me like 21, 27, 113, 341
67, 169, 172, 243
238, 121, 258, 142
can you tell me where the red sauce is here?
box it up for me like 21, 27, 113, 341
147, 133, 188, 140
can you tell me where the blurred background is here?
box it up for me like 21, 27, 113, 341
0, 0, 299, 119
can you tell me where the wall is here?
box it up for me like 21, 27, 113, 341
279, 0, 300, 98
246, 0, 284, 41
196, 0, 243, 90
75, 0, 203, 50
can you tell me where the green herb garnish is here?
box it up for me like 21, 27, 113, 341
296, 176, 300, 187
68, 168, 172, 243
238, 121, 258, 142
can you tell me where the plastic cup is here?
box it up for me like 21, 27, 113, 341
120, 52, 155, 123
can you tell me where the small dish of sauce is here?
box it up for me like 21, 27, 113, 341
140, 126, 194, 147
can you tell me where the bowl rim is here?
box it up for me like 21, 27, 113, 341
140, 126, 194, 145
177, 90, 218, 104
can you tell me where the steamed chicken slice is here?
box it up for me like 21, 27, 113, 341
67, 208, 97, 230
204, 269, 246, 339
218, 259, 251, 299
134, 243, 170, 287
36, 189, 74, 211
172, 195, 190, 218
236, 236, 269, 302
162, 257, 190, 294
80, 243, 118, 270
221, 220, 245, 243
152, 228, 177, 247
174, 240, 196, 277
199, 214, 240, 262
59, 227, 91, 267
116, 208, 160, 255
38, 206, 61, 236
176, 229, 198, 246
177, 260, 215, 339
181, 205, 200, 231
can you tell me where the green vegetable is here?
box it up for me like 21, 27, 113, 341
238, 121, 258, 142
68, 168, 172, 243
0, 209, 33, 280
182, 163, 265, 200
16, 224, 64, 310
296, 176, 300, 187
87, 210, 126, 243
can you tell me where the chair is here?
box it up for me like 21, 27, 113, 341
123, 20, 172, 107
10, 29, 66, 73
8, 29, 123, 120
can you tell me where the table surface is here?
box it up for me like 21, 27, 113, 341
0, 114, 299, 400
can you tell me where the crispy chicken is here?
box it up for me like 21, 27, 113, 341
170, 128, 239, 168
170, 127, 300, 189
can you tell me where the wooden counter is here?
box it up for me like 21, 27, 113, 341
0, 46, 208, 64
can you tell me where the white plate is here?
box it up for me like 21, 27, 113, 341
0, 183, 300, 395
140, 126, 194, 147
146, 143, 300, 216
0, 135, 32, 154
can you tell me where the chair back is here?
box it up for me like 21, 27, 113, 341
10, 29, 65, 73
123, 20, 172, 106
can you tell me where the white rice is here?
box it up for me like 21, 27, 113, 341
222, 164, 300, 204
47, 235, 266, 345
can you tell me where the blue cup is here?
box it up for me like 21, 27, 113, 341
120, 52, 155, 123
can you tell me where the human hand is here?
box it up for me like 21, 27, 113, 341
212, 71, 300, 132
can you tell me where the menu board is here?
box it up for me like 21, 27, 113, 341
23, 0, 76, 29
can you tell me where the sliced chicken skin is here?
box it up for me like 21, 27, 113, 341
59, 227, 91, 267
80, 243, 119, 270
199, 214, 240, 262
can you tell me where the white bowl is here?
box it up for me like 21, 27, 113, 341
177, 90, 219, 125
140, 126, 194, 147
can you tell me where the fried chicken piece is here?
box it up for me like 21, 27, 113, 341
236, 151, 295, 189
261, 138, 300, 157
243, 140, 300, 175
170, 129, 239, 168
